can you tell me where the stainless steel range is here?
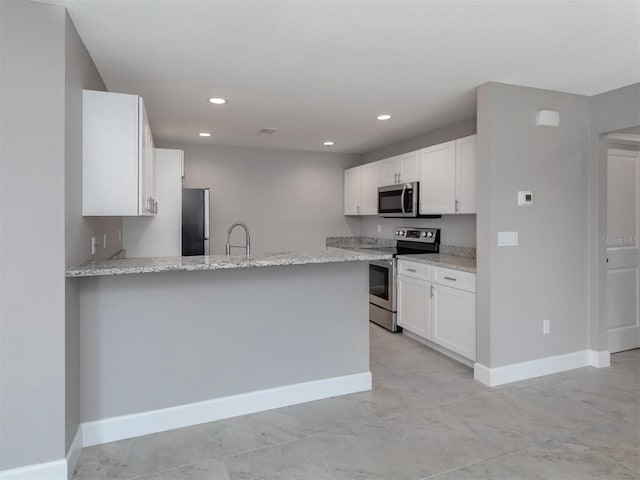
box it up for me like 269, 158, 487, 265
367, 227, 440, 332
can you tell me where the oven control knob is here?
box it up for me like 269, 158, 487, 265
422, 232, 427, 237
400, 230, 405, 236
395, 230, 400, 235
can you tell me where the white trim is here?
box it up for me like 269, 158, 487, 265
588, 349, 611, 368
0, 459, 66, 480
82, 372, 371, 447
473, 349, 610, 387
65, 427, 83, 480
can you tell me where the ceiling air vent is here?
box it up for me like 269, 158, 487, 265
258, 128, 278, 136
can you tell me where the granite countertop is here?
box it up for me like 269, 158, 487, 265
397, 253, 477, 273
66, 250, 393, 278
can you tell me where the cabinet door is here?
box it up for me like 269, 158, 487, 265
455, 135, 476, 214
397, 275, 430, 339
139, 100, 156, 216
381, 157, 401, 185
419, 141, 456, 214
399, 151, 420, 183
431, 284, 476, 360
344, 167, 362, 215
361, 162, 382, 215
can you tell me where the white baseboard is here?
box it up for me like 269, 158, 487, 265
588, 349, 611, 368
474, 349, 610, 387
65, 427, 83, 479
82, 371, 372, 447
0, 459, 66, 480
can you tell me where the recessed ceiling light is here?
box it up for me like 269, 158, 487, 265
198, 132, 211, 137
377, 114, 392, 121
323, 141, 334, 146
208, 97, 227, 105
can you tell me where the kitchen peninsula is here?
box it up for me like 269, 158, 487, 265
66, 249, 390, 446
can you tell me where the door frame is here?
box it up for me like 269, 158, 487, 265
594, 136, 640, 358
604, 147, 640, 352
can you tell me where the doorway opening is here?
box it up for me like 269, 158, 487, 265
605, 126, 640, 353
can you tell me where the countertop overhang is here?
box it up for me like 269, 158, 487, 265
66, 250, 392, 277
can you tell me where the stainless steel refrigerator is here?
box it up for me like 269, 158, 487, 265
182, 188, 210, 256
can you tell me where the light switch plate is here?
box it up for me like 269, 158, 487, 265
498, 231, 518, 247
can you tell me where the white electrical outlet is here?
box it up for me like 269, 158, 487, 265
103, 233, 107, 249
543, 319, 550, 335
377, 224, 382, 233
498, 231, 518, 247
91, 236, 97, 255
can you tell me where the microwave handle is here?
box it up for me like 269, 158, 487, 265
401, 184, 407, 216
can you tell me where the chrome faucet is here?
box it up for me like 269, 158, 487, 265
225, 222, 251, 256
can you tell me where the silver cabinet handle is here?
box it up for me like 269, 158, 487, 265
407, 268, 417, 273
444, 276, 457, 281
153, 201, 158, 214
455, 199, 460, 213
357, 205, 360, 214
398, 172, 401, 182
430, 284, 434, 298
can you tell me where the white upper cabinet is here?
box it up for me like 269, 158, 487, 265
83, 90, 156, 216
455, 134, 477, 214
419, 141, 457, 214
382, 156, 401, 185
361, 162, 382, 214
344, 166, 362, 215
344, 162, 381, 215
344, 133, 476, 216
381, 151, 420, 186
398, 151, 420, 183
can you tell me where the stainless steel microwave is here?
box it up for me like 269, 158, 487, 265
378, 182, 419, 217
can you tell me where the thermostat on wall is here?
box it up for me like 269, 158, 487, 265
518, 191, 533, 206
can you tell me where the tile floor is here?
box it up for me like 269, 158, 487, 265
73, 324, 640, 480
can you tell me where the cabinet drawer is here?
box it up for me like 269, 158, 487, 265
398, 260, 431, 281
432, 267, 476, 293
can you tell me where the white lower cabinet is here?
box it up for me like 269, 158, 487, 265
431, 283, 476, 360
397, 274, 431, 339
397, 260, 476, 361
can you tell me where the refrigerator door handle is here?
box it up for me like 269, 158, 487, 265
203, 188, 210, 240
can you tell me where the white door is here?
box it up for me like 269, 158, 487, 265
361, 162, 381, 215
344, 167, 362, 215
431, 283, 476, 361
455, 135, 477, 214
606, 148, 640, 353
419, 141, 456, 214
399, 151, 420, 183
397, 275, 430, 339
382, 157, 402, 185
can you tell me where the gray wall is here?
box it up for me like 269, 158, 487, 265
358, 117, 477, 248
64, 12, 118, 451
79, 263, 369, 421
158, 142, 360, 254
587, 83, 640, 352
476, 82, 590, 368
0, 0, 67, 469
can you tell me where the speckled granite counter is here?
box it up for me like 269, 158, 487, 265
66, 250, 392, 277
397, 253, 476, 273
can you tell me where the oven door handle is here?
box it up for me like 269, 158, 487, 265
401, 184, 407, 216
370, 259, 393, 268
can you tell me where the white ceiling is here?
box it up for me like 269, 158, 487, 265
44, 0, 640, 153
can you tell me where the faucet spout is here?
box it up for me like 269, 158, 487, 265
225, 222, 251, 257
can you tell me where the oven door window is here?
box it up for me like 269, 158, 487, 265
370, 264, 390, 300
378, 190, 402, 213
